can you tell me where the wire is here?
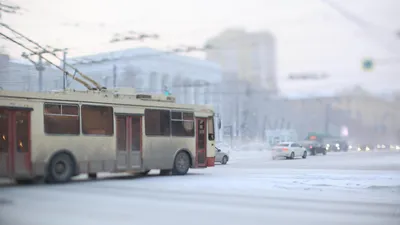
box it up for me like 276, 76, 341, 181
320, 0, 400, 56
4, 23, 103, 89
0, 23, 99, 90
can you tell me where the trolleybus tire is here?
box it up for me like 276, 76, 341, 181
160, 169, 171, 176
138, 170, 150, 176
88, 173, 97, 179
172, 151, 190, 175
15, 179, 35, 185
47, 153, 74, 183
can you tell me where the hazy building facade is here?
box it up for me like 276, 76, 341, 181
205, 29, 277, 94
67, 47, 223, 108
0, 53, 62, 92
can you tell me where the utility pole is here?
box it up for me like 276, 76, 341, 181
37, 55, 44, 91
22, 48, 64, 92
324, 103, 331, 134
112, 64, 117, 88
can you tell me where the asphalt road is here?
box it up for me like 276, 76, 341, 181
1, 150, 399, 225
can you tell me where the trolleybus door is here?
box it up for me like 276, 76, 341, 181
116, 115, 142, 170
129, 116, 142, 169
0, 108, 31, 178
116, 116, 129, 170
195, 118, 207, 167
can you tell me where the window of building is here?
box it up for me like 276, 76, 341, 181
44, 103, 80, 135
81, 105, 114, 135
149, 72, 158, 93
171, 111, 194, 137
145, 109, 170, 136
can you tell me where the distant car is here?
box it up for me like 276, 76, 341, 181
272, 142, 308, 160
215, 147, 229, 165
301, 140, 327, 156
326, 140, 348, 152
376, 144, 389, 150
357, 144, 373, 151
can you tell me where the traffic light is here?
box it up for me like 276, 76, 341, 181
362, 58, 373, 71
163, 85, 170, 96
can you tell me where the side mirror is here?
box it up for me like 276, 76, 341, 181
217, 149, 221, 152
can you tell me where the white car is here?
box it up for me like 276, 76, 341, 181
215, 147, 229, 164
272, 142, 308, 160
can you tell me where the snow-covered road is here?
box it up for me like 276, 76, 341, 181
1, 151, 400, 225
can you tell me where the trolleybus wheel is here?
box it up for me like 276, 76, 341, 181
47, 153, 74, 183
138, 170, 150, 176
15, 179, 34, 185
172, 151, 190, 175
160, 169, 171, 176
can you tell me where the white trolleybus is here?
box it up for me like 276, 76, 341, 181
0, 87, 217, 184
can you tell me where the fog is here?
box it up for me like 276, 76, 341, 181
0, 1, 400, 224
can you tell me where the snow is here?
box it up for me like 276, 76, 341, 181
1, 150, 400, 225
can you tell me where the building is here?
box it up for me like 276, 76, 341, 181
333, 87, 400, 143
205, 28, 277, 94
67, 47, 223, 107
0, 53, 62, 92
261, 88, 400, 144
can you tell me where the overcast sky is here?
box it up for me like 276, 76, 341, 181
1, 0, 400, 94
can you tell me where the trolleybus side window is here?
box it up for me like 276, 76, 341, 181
81, 105, 114, 136
208, 116, 215, 140
44, 103, 80, 135
0, 110, 8, 152
144, 109, 170, 136
171, 111, 194, 137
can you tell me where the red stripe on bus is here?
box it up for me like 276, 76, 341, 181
206, 157, 215, 167
26, 111, 32, 175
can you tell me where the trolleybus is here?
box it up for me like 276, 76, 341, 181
0, 87, 217, 184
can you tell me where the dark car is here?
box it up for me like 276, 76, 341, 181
325, 140, 349, 152
301, 140, 327, 156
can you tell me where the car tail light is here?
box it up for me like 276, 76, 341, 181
282, 148, 288, 151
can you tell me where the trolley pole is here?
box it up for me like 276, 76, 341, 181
62, 50, 67, 90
